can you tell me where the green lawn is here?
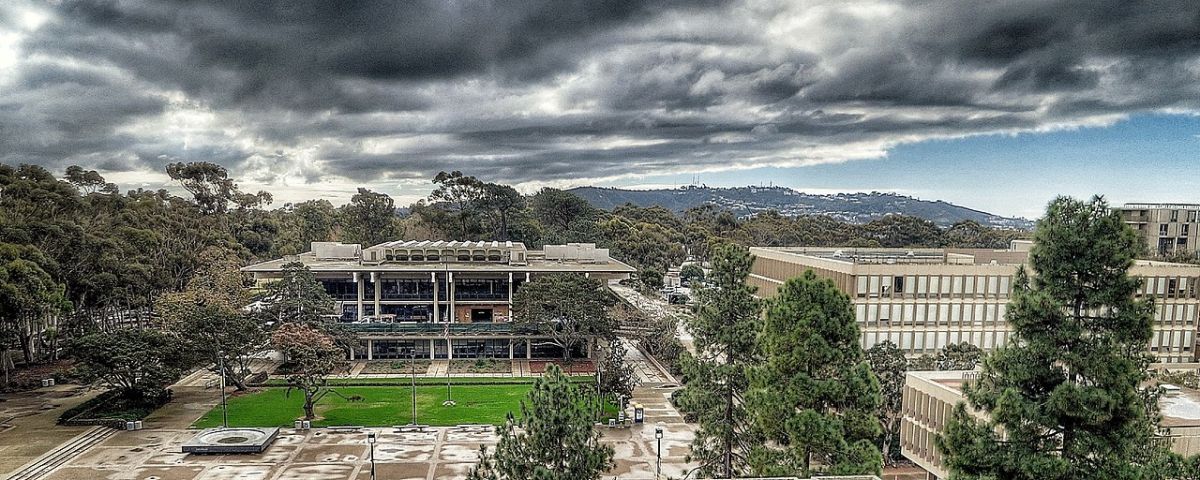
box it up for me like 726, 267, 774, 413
193, 384, 617, 428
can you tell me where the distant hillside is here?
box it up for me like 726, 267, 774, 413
567, 186, 1033, 229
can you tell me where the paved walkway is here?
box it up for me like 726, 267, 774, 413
0, 384, 100, 476
610, 283, 696, 356
21, 340, 697, 480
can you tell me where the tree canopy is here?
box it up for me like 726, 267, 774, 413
468, 365, 614, 480
939, 196, 1172, 480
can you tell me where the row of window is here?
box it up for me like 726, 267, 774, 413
852, 275, 1200, 300
321, 279, 523, 301
1159, 224, 1192, 236
854, 301, 1199, 328
856, 302, 1009, 327
367, 249, 511, 263
861, 328, 1195, 359
855, 275, 1012, 299
862, 329, 1009, 353
356, 339, 584, 360
900, 386, 951, 465
1139, 277, 1200, 299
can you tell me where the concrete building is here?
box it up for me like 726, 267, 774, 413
901, 370, 1200, 479
747, 242, 1200, 363
1121, 203, 1200, 258
243, 240, 635, 360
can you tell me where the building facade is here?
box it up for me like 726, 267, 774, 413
243, 241, 635, 360
747, 243, 1200, 363
901, 370, 1200, 479
1121, 203, 1200, 258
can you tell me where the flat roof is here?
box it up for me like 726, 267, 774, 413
242, 252, 635, 274
753, 246, 1200, 270
909, 370, 1200, 429
1123, 203, 1200, 210
754, 247, 1026, 266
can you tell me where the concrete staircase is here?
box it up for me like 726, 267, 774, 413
7, 426, 116, 480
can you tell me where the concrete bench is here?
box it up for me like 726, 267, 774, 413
325, 426, 364, 433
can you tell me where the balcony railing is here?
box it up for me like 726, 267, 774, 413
343, 322, 540, 336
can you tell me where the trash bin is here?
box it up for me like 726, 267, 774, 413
295, 420, 304, 429
633, 403, 644, 424
125, 421, 137, 431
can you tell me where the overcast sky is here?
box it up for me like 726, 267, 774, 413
1, 0, 1198, 218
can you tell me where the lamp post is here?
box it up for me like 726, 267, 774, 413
367, 431, 377, 480
410, 349, 417, 425
654, 424, 664, 479
218, 350, 228, 429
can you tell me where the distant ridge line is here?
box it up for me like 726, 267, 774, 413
565, 185, 1033, 229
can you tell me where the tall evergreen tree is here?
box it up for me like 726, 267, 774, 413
675, 243, 762, 477
467, 365, 614, 480
746, 270, 882, 477
939, 196, 1173, 480
866, 340, 908, 465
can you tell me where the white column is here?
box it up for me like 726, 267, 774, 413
371, 272, 381, 319
509, 341, 514, 360
367, 339, 374, 360
507, 272, 514, 321
432, 271, 440, 322
429, 339, 435, 360
447, 338, 454, 360
354, 272, 364, 321
448, 271, 456, 323
526, 339, 532, 359
348, 346, 355, 361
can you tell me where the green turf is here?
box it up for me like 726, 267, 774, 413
261, 376, 597, 387
193, 384, 617, 428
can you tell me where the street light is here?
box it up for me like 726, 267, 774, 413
410, 350, 418, 425
367, 431, 377, 480
655, 424, 664, 479
217, 349, 228, 429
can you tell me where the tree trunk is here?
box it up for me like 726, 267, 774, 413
18, 331, 33, 364
723, 346, 733, 478
304, 392, 316, 420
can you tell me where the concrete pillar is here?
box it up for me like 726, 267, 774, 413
354, 272, 364, 321
371, 272, 381, 320
586, 339, 593, 359
447, 338, 454, 360
432, 271, 440, 322
429, 339, 435, 360
348, 346, 355, 361
526, 339, 532, 359
448, 271, 456, 323
508, 341, 514, 360
367, 339, 374, 360
507, 272, 514, 321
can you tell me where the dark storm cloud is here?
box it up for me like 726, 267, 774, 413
1, 0, 1198, 191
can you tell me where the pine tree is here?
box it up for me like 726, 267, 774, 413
938, 196, 1175, 480
675, 243, 762, 477
746, 270, 882, 477
467, 365, 614, 480
866, 340, 908, 465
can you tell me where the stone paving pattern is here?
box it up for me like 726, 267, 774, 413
33, 383, 695, 480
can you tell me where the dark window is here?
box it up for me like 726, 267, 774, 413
893, 276, 905, 294
471, 308, 494, 322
